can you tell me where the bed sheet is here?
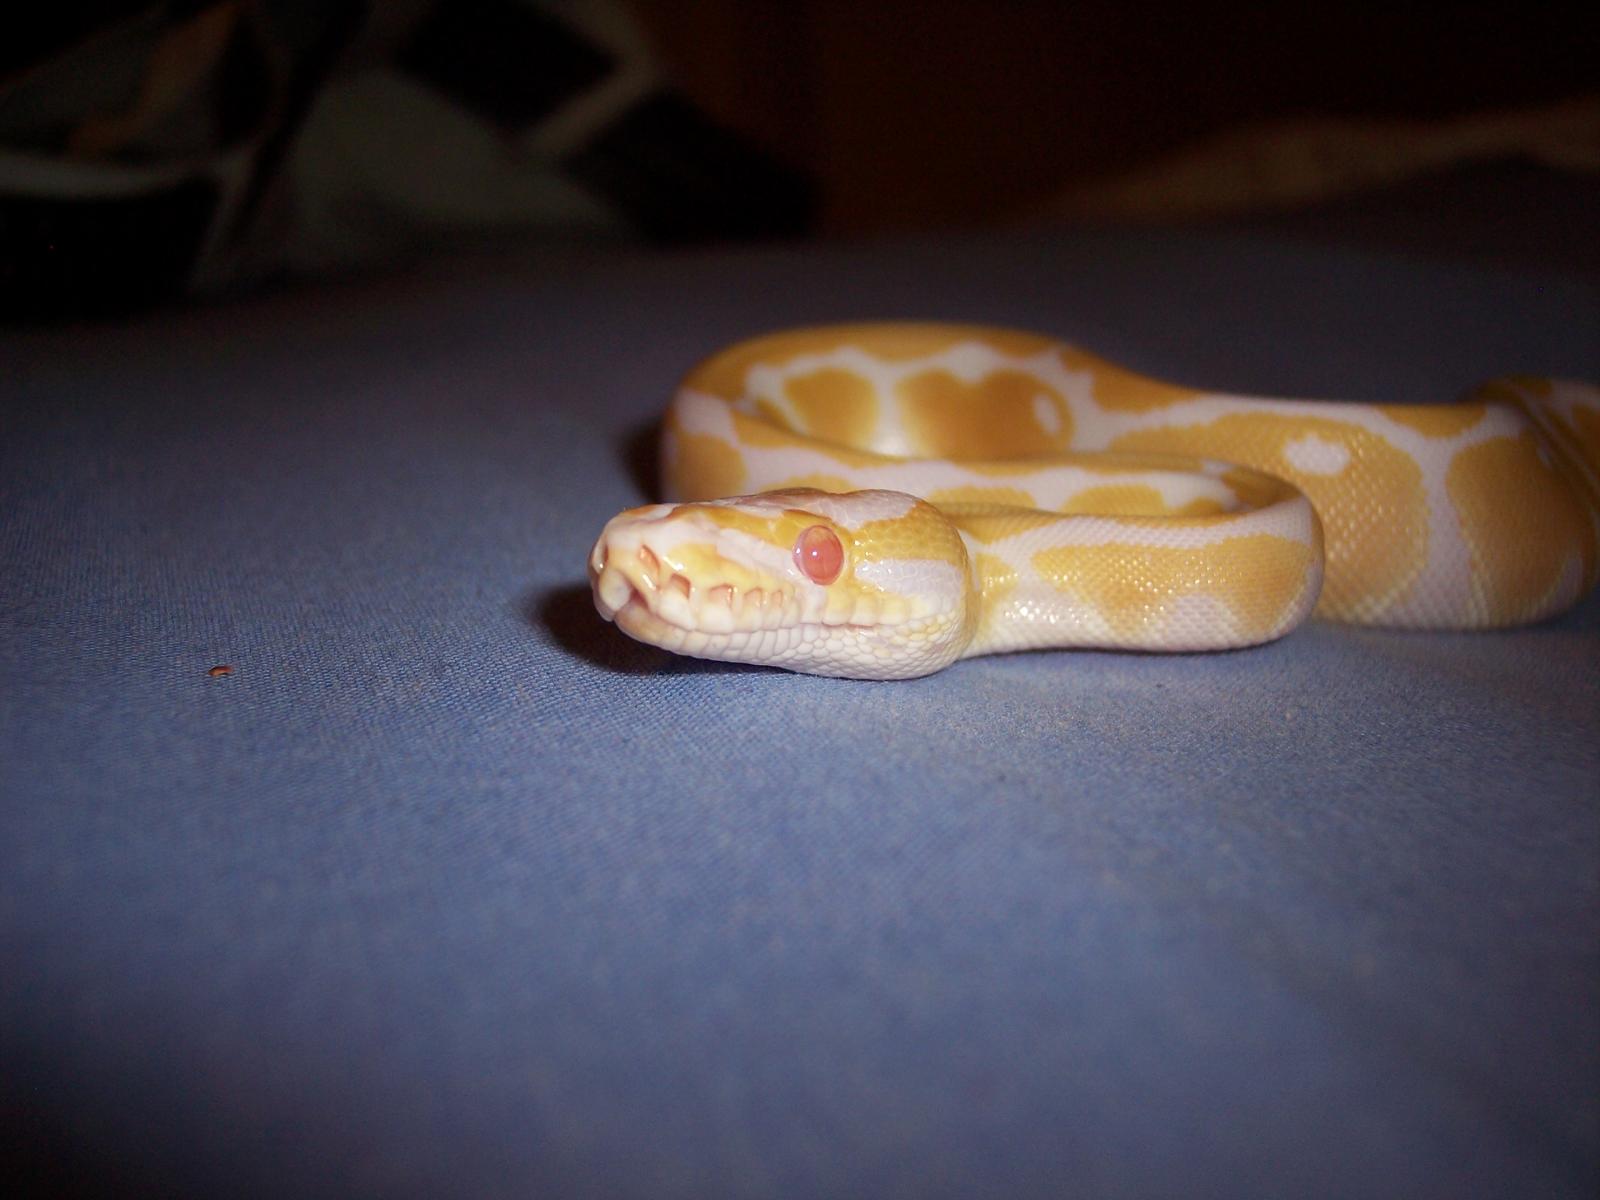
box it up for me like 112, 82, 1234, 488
4, 194, 1598, 1197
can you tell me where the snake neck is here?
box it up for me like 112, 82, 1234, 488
950, 502, 1324, 657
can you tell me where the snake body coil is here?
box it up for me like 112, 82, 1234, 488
590, 323, 1600, 678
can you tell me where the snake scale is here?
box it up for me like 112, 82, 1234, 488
589, 323, 1600, 678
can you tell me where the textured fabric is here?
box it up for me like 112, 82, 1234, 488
4, 180, 1598, 1197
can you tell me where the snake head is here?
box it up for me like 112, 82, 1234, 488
589, 489, 977, 678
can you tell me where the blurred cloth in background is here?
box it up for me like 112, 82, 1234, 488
0, 0, 815, 318
1, 0, 1596, 319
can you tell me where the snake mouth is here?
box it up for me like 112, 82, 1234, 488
607, 585, 681, 645
589, 534, 801, 640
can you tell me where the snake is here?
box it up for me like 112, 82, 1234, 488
588, 323, 1600, 679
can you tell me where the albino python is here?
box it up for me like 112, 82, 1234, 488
589, 323, 1600, 678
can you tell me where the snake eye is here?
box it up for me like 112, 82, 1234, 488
794, 525, 843, 584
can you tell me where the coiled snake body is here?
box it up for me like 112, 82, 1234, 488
590, 323, 1600, 678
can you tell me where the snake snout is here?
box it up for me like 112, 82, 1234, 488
590, 507, 806, 643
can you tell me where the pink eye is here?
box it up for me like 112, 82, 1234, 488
794, 525, 843, 584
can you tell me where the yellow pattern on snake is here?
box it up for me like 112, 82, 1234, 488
589, 323, 1600, 678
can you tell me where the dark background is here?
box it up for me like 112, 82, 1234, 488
3, 0, 1598, 317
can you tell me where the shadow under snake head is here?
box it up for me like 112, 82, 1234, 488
589, 488, 978, 678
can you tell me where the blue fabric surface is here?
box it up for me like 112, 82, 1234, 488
4, 193, 1599, 1197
